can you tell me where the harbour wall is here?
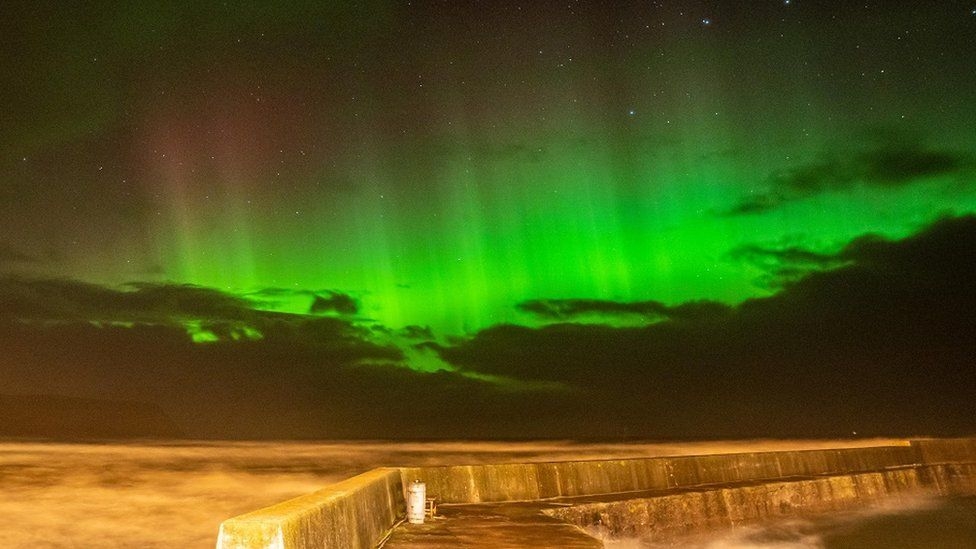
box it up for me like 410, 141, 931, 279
399, 442, 920, 503
912, 436, 976, 463
214, 438, 976, 549
216, 467, 403, 549
545, 462, 976, 541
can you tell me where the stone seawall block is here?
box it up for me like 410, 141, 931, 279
216, 467, 404, 549
399, 444, 919, 504
545, 463, 976, 542
912, 437, 976, 464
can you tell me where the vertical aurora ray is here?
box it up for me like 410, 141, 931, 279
142, 107, 976, 340
8, 2, 973, 359
144, 112, 265, 294
139, 111, 976, 348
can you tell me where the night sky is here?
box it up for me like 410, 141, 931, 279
2, 1, 975, 439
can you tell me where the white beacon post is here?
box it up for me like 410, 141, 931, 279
406, 480, 426, 524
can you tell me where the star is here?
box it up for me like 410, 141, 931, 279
701, 18, 712, 26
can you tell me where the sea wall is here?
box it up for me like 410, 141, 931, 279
545, 463, 976, 542
398, 443, 919, 503
216, 467, 404, 549
912, 437, 976, 464
215, 438, 976, 548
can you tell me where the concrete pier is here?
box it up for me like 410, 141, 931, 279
215, 438, 976, 548
216, 468, 404, 549
545, 463, 976, 543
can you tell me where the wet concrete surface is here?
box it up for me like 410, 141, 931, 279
382, 485, 744, 548
382, 501, 602, 548
382, 463, 976, 548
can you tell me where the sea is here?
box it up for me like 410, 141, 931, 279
1, 439, 971, 548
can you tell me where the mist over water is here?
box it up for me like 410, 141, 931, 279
0, 438, 936, 548
611, 496, 976, 549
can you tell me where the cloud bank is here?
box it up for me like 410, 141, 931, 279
437, 215, 976, 437
726, 137, 972, 215
2, 215, 975, 439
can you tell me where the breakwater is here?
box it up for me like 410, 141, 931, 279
396, 443, 918, 503
215, 438, 976, 549
545, 463, 976, 543
217, 468, 403, 549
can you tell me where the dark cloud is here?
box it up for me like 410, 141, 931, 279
769, 146, 961, 196
727, 244, 847, 287
665, 300, 737, 321
0, 275, 579, 439
399, 324, 435, 340
309, 291, 358, 315
242, 287, 315, 310
0, 278, 257, 324
435, 215, 976, 438
518, 298, 731, 323
0, 311, 572, 439
725, 193, 790, 216
728, 245, 838, 269
860, 147, 961, 184
725, 138, 971, 215
0, 277, 390, 359
244, 287, 360, 317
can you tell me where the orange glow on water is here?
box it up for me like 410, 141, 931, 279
0, 438, 906, 548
